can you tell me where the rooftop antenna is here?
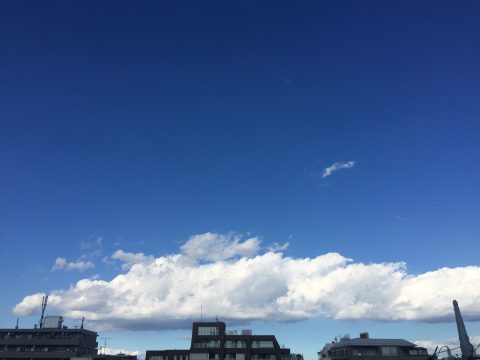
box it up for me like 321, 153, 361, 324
200, 304, 203, 321
101, 337, 113, 355
15, 318, 19, 329
80, 317, 85, 329
38, 295, 48, 329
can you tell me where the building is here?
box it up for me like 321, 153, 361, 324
318, 333, 429, 360
0, 325, 98, 359
0, 316, 136, 360
77, 355, 137, 360
146, 321, 297, 360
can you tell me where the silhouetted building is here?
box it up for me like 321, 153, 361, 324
146, 322, 297, 360
0, 326, 98, 359
318, 333, 428, 360
87, 355, 137, 360
0, 316, 136, 360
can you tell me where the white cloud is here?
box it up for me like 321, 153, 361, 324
16, 233, 480, 331
180, 232, 260, 262
52, 257, 94, 272
322, 161, 355, 178
100, 347, 143, 359
80, 235, 103, 250
267, 242, 289, 252
79, 234, 104, 259
111, 250, 154, 270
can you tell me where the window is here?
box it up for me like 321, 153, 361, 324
226, 354, 245, 360
190, 353, 209, 360
252, 355, 276, 360
225, 341, 246, 348
409, 349, 427, 356
252, 341, 274, 348
381, 347, 398, 356
193, 340, 220, 348
198, 327, 219, 336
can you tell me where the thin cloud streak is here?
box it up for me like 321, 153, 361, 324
322, 161, 355, 178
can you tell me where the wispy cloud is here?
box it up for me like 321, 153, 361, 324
51, 257, 94, 272
180, 232, 260, 262
111, 250, 153, 270
322, 161, 355, 178
267, 242, 289, 252
79, 233, 104, 260
17, 232, 480, 331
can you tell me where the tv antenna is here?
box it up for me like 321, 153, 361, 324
101, 337, 113, 355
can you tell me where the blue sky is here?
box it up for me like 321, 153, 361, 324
1, 1, 479, 359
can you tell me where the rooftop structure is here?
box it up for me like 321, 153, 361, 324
0, 295, 136, 360
318, 333, 428, 360
0, 326, 98, 359
146, 321, 299, 360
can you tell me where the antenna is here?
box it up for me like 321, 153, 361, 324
39, 295, 48, 329
15, 318, 19, 329
200, 304, 203, 321
101, 337, 113, 355
81, 317, 85, 329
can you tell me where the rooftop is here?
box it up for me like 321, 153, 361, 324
330, 338, 417, 348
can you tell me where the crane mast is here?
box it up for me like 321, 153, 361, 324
453, 300, 476, 360
38, 295, 48, 329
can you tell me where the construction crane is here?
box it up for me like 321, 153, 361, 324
38, 295, 48, 329
453, 300, 478, 360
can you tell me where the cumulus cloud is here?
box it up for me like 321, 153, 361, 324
322, 161, 355, 178
16, 232, 480, 331
52, 257, 94, 272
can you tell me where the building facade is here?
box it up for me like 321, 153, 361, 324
0, 327, 98, 359
318, 333, 429, 360
146, 322, 295, 360
0, 316, 136, 360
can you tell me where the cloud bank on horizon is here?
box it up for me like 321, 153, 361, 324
14, 232, 480, 331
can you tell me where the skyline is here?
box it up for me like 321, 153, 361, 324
1, 1, 480, 360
